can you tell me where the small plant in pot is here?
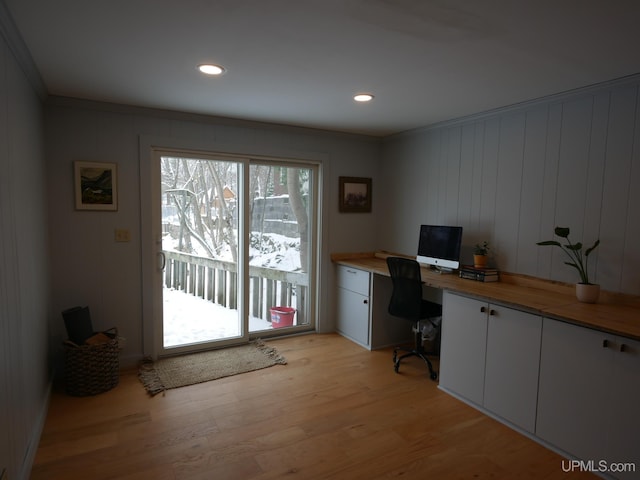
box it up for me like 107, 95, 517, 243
473, 241, 489, 268
536, 227, 600, 303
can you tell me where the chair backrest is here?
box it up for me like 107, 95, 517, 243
386, 256, 423, 320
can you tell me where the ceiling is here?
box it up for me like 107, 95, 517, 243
5, 0, 640, 137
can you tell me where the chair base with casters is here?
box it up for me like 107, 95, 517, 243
393, 318, 440, 380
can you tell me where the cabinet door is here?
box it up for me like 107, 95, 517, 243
536, 318, 612, 461
606, 336, 640, 479
439, 292, 488, 405
484, 306, 541, 433
336, 287, 370, 347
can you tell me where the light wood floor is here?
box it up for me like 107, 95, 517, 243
32, 333, 595, 479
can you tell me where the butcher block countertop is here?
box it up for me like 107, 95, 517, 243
332, 251, 640, 341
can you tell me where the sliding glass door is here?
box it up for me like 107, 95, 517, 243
247, 163, 313, 333
152, 150, 317, 356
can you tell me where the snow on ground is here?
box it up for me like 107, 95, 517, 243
163, 287, 274, 347
163, 228, 301, 272
248, 232, 301, 271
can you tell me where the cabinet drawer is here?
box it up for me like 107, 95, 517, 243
337, 265, 370, 296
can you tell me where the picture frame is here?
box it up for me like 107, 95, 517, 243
339, 176, 372, 213
74, 161, 118, 211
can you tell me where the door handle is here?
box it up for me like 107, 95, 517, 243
158, 251, 166, 270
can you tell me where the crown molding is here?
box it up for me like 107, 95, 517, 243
0, 0, 47, 99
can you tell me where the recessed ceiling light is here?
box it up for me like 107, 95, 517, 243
354, 93, 374, 102
198, 64, 226, 76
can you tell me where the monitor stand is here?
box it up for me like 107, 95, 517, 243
431, 266, 454, 274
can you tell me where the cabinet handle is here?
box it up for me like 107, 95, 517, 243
602, 339, 609, 348
489, 309, 496, 316
620, 343, 627, 353
363, 299, 368, 305
480, 306, 486, 313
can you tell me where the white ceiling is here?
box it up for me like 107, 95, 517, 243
5, 0, 640, 136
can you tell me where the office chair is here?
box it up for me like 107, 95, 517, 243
386, 256, 442, 380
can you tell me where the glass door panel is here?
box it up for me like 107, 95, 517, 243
248, 164, 312, 333
160, 155, 242, 350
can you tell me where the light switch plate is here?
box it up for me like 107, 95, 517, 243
114, 228, 131, 242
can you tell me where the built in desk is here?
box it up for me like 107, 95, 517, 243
332, 251, 640, 479
332, 251, 640, 341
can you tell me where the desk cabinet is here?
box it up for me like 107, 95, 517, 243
336, 265, 370, 348
335, 265, 417, 350
607, 336, 640, 479
439, 292, 488, 405
484, 304, 541, 433
440, 291, 542, 433
537, 318, 640, 479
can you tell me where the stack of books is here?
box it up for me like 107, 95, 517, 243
459, 265, 499, 282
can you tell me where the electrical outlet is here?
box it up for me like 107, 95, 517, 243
114, 228, 131, 242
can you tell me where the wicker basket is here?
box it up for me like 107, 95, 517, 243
64, 327, 119, 396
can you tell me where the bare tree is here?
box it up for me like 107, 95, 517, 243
161, 157, 237, 259
161, 157, 309, 273
287, 168, 308, 271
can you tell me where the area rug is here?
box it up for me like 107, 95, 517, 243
138, 339, 287, 396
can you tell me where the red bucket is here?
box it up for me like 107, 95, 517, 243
270, 307, 296, 328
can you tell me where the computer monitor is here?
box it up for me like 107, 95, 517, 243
416, 225, 463, 273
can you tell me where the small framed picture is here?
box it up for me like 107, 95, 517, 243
339, 176, 372, 213
74, 161, 118, 211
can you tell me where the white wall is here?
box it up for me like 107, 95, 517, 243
380, 76, 640, 295
0, 25, 50, 480
45, 98, 381, 365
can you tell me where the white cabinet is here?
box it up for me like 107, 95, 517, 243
537, 318, 640, 479
484, 305, 542, 433
440, 291, 542, 433
607, 337, 640, 479
536, 319, 610, 461
336, 265, 370, 348
439, 292, 488, 405
335, 265, 416, 350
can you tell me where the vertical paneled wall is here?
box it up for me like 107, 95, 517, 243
0, 32, 50, 480
380, 77, 640, 295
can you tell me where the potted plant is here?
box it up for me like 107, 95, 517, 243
473, 241, 489, 268
536, 227, 600, 303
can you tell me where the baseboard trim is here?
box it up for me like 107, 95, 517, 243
18, 377, 53, 480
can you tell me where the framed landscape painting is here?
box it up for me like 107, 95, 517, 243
339, 176, 372, 213
74, 161, 118, 211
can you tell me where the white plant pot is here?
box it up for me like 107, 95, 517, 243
576, 283, 600, 303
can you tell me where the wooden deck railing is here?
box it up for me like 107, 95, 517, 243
162, 250, 308, 325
